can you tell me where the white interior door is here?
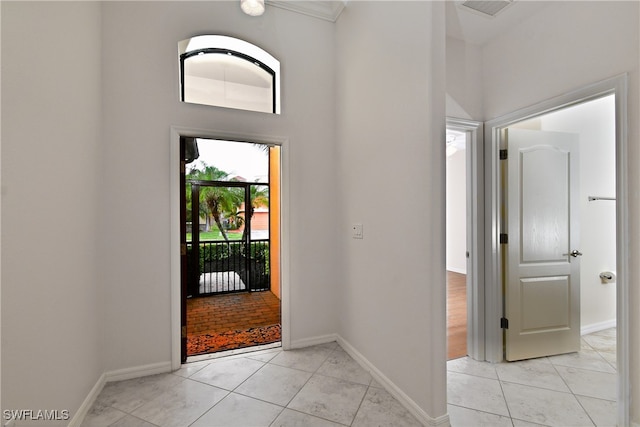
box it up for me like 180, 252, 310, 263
505, 128, 580, 361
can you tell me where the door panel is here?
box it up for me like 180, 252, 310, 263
521, 147, 569, 263
505, 128, 580, 361
520, 276, 570, 331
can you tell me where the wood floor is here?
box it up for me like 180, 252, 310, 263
447, 271, 467, 360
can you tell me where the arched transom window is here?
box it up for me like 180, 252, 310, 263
179, 35, 280, 114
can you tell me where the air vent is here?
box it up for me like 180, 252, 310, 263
461, 0, 513, 17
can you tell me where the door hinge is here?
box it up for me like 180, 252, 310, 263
181, 326, 187, 338
499, 149, 508, 160
180, 243, 187, 256
501, 317, 509, 329
500, 233, 508, 244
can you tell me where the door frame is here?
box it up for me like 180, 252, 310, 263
483, 74, 629, 425
169, 126, 291, 370
446, 118, 484, 361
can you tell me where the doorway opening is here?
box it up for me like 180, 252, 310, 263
446, 118, 484, 362
180, 137, 282, 362
480, 75, 628, 425
501, 94, 617, 362
446, 128, 468, 360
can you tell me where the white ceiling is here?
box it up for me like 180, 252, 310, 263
265, 1, 551, 46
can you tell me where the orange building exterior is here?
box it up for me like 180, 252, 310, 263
268, 146, 281, 299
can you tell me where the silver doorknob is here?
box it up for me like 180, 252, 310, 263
567, 250, 583, 257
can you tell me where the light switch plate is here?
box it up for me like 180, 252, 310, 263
352, 223, 363, 239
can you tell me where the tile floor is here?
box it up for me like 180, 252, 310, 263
448, 328, 617, 427
82, 329, 617, 427
82, 342, 422, 427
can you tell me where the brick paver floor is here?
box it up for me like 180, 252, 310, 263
186, 290, 281, 355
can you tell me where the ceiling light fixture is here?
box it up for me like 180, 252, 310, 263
241, 0, 265, 16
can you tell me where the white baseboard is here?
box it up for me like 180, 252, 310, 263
104, 361, 172, 383
67, 373, 106, 427
581, 319, 616, 336
290, 333, 337, 349
69, 361, 172, 427
446, 267, 466, 275
336, 336, 449, 427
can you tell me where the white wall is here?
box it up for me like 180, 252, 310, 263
1, 2, 103, 424
1, 0, 341, 419
446, 149, 467, 273
481, 1, 640, 422
446, 36, 483, 121
2, 1, 638, 425
99, 1, 340, 371
539, 96, 617, 330
335, 2, 447, 422
482, 2, 639, 121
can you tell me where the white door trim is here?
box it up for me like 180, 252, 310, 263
169, 126, 291, 371
483, 74, 629, 426
446, 117, 484, 361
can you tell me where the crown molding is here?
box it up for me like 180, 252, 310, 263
266, 0, 346, 22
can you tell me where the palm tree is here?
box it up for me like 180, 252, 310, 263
185, 182, 212, 233
187, 162, 244, 242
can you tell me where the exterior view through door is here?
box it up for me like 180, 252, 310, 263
180, 137, 281, 361
504, 128, 581, 361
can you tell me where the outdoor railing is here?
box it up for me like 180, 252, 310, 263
186, 239, 270, 297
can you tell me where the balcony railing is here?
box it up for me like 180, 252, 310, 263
186, 239, 269, 297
